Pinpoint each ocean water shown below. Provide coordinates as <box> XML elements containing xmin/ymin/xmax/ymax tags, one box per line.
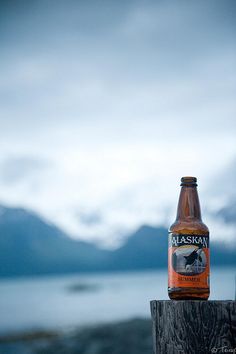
<box><xmin>0</xmin><ymin>267</ymin><xmax>235</xmax><ymax>334</ymax></box>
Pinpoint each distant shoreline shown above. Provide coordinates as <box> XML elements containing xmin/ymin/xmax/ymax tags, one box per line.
<box><xmin>0</xmin><ymin>318</ymin><xmax>152</xmax><ymax>354</ymax></box>
<box><xmin>0</xmin><ymin>264</ymin><xmax>234</xmax><ymax>281</ymax></box>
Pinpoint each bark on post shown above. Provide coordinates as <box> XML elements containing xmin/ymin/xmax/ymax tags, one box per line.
<box><xmin>150</xmin><ymin>300</ymin><xmax>236</xmax><ymax>354</ymax></box>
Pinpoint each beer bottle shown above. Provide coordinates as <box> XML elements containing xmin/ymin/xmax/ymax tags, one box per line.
<box><xmin>168</xmin><ymin>177</ymin><xmax>210</xmax><ymax>300</ymax></box>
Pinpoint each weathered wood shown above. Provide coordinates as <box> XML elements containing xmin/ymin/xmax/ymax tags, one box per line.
<box><xmin>150</xmin><ymin>300</ymin><xmax>236</xmax><ymax>354</ymax></box>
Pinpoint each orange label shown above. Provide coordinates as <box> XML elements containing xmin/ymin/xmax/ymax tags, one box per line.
<box><xmin>168</xmin><ymin>233</ymin><xmax>210</xmax><ymax>289</ymax></box>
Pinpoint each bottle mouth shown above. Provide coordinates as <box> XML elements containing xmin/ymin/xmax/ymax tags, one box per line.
<box><xmin>180</xmin><ymin>176</ymin><xmax>197</xmax><ymax>186</ymax></box>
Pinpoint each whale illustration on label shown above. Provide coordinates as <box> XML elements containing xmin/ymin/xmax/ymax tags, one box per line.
<box><xmin>168</xmin><ymin>233</ymin><xmax>210</xmax><ymax>288</ymax></box>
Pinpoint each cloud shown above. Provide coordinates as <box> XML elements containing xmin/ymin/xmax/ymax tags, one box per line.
<box><xmin>0</xmin><ymin>156</ymin><xmax>50</xmax><ymax>185</ymax></box>
<box><xmin>0</xmin><ymin>0</ymin><xmax>235</xmax><ymax>244</ymax></box>
<box><xmin>76</xmin><ymin>209</ymin><xmax>102</xmax><ymax>226</ymax></box>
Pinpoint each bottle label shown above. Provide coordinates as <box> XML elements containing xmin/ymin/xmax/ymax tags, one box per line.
<box><xmin>168</xmin><ymin>233</ymin><xmax>210</xmax><ymax>289</ymax></box>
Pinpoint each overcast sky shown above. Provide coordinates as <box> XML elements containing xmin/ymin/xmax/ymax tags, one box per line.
<box><xmin>0</xmin><ymin>0</ymin><xmax>235</xmax><ymax>246</ymax></box>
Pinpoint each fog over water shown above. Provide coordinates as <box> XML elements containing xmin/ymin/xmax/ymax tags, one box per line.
<box><xmin>0</xmin><ymin>268</ymin><xmax>235</xmax><ymax>334</ymax></box>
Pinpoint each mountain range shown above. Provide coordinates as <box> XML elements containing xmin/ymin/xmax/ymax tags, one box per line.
<box><xmin>0</xmin><ymin>205</ymin><xmax>235</xmax><ymax>278</ymax></box>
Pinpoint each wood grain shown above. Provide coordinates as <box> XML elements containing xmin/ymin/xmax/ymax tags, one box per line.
<box><xmin>150</xmin><ymin>300</ymin><xmax>236</xmax><ymax>354</ymax></box>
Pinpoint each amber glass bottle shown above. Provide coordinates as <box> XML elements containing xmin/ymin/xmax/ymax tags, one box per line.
<box><xmin>168</xmin><ymin>177</ymin><xmax>210</xmax><ymax>300</ymax></box>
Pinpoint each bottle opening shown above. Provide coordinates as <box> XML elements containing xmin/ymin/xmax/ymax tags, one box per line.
<box><xmin>180</xmin><ymin>176</ymin><xmax>197</xmax><ymax>186</ymax></box>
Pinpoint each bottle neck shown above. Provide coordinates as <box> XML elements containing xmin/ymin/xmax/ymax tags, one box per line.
<box><xmin>176</xmin><ymin>186</ymin><xmax>202</xmax><ymax>221</ymax></box>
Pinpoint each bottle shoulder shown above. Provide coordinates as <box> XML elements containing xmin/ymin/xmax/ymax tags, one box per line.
<box><xmin>169</xmin><ymin>219</ymin><xmax>209</xmax><ymax>235</ymax></box>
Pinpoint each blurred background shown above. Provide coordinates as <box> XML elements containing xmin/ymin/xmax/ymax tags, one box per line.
<box><xmin>0</xmin><ymin>0</ymin><xmax>235</xmax><ymax>353</ymax></box>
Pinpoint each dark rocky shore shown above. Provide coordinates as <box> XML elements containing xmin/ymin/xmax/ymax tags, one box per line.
<box><xmin>0</xmin><ymin>318</ymin><xmax>152</xmax><ymax>354</ymax></box>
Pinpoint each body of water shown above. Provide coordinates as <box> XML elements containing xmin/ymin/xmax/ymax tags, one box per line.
<box><xmin>0</xmin><ymin>267</ymin><xmax>235</xmax><ymax>334</ymax></box>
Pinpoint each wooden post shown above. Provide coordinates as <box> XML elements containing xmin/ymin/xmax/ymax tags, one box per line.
<box><xmin>150</xmin><ymin>300</ymin><xmax>236</xmax><ymax>354</ymax></box>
